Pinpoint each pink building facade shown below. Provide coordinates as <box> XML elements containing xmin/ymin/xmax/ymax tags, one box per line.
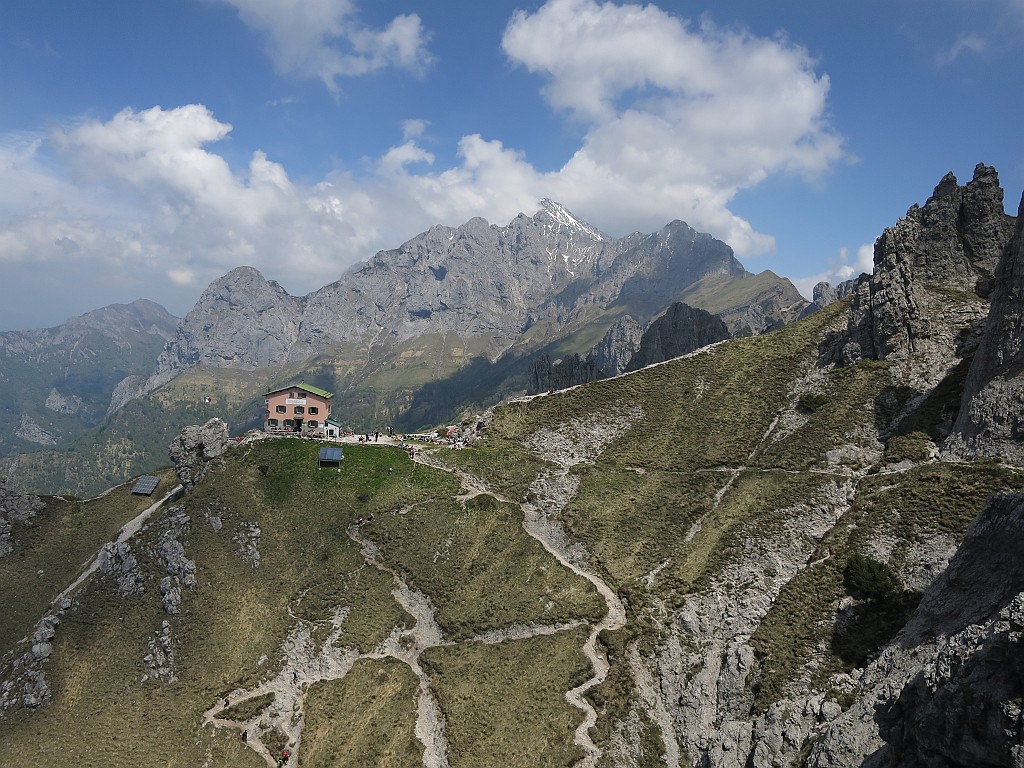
<box><xmin>264</xmin><ymin>384</ymin><xmax>334</xmax><ymax>433</ymax></box>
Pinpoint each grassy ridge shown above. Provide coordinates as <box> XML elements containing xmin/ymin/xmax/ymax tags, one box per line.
<box><xmin>368</xmin><ymin>492</ymin><xmax>605</xmax><ymax>639</ymax></box>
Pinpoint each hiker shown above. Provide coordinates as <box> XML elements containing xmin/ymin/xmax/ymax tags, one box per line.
<box><xmin>241</xmin><ymin>730</ymin><xmax>248</xmax><ymax>743</ymax></box>
<box><xmin>223</xmin><ymin>697</ymin><xmax>230</xmax><ymax>708</ymax></box>
<box><xmin>292</xmin><ymin>670</ymin><xmax>298</xmax><ymax>685</ymax></box>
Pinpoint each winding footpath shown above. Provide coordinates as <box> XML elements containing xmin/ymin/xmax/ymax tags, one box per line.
<box><xmin>206</xmin><ymin>438</ymin><xmax>632</xmax><ymax>767</ymax></box>
<box><xmin>415</xmin><ymin>446</ymin><xmax>628</xmax><ymax>765</ymax></box>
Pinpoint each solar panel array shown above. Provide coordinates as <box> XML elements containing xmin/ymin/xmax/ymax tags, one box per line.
<box><xmin>131</xmin><ymin>475</ymin><xmax>161</xmax><ymax>495</ymax></box>
<box><xmin>319</xmin><ymin>447</ymin><xmax>343</xmax><ymax>463</ymax></box>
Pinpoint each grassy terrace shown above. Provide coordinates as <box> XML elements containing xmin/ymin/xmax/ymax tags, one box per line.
<box><xmin>301</xmin><ymin>658</ymin><xmax>422</xmax><ymax>767</ymax></box>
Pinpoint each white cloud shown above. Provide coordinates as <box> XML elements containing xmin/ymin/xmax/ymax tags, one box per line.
<box><xmin>402</xmin><ymin>119</ymin><xmax>429</xmax><ymax>141</ymax></box>
<box><xmin>0</xmin><ymin>105</ymin><xmax>366</xmax><ymax>299</ymax></box>
<box><xmin>935</xmin><ymin>32</ymin><xmax>987</xmax><ymax>66</ymax></box>
<box><xmin>219</xmin><ymin>0</ymin><xmax>432</xmax><ymax>91</ymax></box>
<box><xmin>168</xmin><ymin>268</ymin><xmax>197</xmax><ymax>286</ymax></box>
<box><xmin>500</xmin><ymin>0</ymin><xmax>846</xmax><ymax>253</ymax></box>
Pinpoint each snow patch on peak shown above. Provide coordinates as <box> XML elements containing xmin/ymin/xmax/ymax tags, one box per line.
<box><xmin>537</xmin><ymin>199</ymin><xmax>605</xmax><ymax>242</ymax></box>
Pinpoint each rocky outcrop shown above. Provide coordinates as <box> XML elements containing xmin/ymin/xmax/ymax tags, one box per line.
<box><xmin>623</xmin><ymin>302</ymin><xmax>730</xmax><ymax>372</ymax></box>
<box><xmin>529</xmin><ymin>353</ymin><xmax>606</xmax><ymax>394</ymax></box>
<box><xmin>529</xmin><ymin>315</ymin><xmax>646</xmax><ymax>394</ymax></box>
<box><xmin>592</xmin><ymin>316</ymin><xmax>644</xmax><ymax>376</ymax></box>
<box><xmin>823</xmin><ymin>165</ymin><xmax>1015</xmax><ymax>389</ymax></box>
<box><xmin>0</xmin><ymin>605</ymin><xmax>70</xmax><ymax>715</ymax></box>
<box><xmin>945</xmin><ymin>192</ymin><xmax>1024</xmax><ymax>464</ymax></box>
<box><xmin>799</xmin><ymin>277</ymin><xmax>863</xmax><ymax>319</ymax></box>
<box><xmin>97</xmin><ymin>541</ymin><xmax>145</xmax><ymax>597</ymax></box>
<box><xmin>168</xmin><ymin>419</ymin><xmax>231</xmax><ymax>491</ymax></box>
<box><xmin>44</xmin><ymin>389</ymin><xmax>83</xmax><ymax>415</ymax></box>
<box><xmin>810</xmin><ymin>492</ymin><xmax>1024</xmax><ymax>768</ymax></box>
<box><xmin>0</xmin><ymin>478</ymin><xmax>43</xmax><ymax>558</ymax></box>
<box><xmin>157</xmin><ymin>507</ymin><xmax>196</xmax><ymax>615</ymax></box>
<box><xmin>15</xmin><ymin>415</ymin><xmax>56</xmax><ymax>446</ymax></box>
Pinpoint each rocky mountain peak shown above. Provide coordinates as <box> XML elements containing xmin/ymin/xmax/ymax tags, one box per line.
<box><xmin>909</xmin><ymin>162</ymin><xmax>1014</xmax><ymax>290</ymax></box>
<box><xmin>824</xmin><ymin>165</ymin><xmax>1016</xmax><ymax>377</ymax></box>
<box><xmin>149</xmin><ymin>264</ymin><xmax>304</xmax><ymax>388</ymax></box>
<box><xmin>536</xmin><ymin>199</ymin><xmax>606</xmax><ymax>243</ymax></box>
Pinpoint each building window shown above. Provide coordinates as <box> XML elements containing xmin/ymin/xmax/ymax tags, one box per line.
<box><xmin>267</xmin><ymin>418</ymin><xmax>279</xmax><ymax>427</ymax></box>
<box><xmin>283</xmin><ymin>419</ymin><xmax>294</xmax><ymax>429</ymax></box>
<box><xmin>293</xmin><ymin>406</ymin><xmax>305</xmax><ymax>415</ymax></box>
<box><xmin>308</xmin><ymin>406</ymin><xmax>319</xmax><ymax>415</ymax></box>
<box><xmin>276</xmin><ymin>405</ymin><xmax>286</xmax><ymax>413</ymax></box>
<box><xmin>307</xmin><ymin>420</ymin><xmax>318</xmax><ymax>428</ymax></box>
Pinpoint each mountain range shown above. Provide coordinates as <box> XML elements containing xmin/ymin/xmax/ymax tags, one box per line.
<box><xmin>0</xmin><ymin>200</ymin><xmax>807</xmax><ymax>497</ymax></box>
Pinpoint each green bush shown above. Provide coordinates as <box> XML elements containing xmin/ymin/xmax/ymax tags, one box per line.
<box><xmin>884</xmin><ymin>432</ymin><xmax>933</xmax><ymax>464</ymax></box>
<box><xmin>843</xmin><ymin>553</ymin><xmax>898</xmax><ymax>600</ymax></box>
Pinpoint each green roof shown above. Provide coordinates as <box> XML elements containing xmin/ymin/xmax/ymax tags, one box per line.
<box><xmin>264</xmin><ymin>383</ymin><xmax>334</xmax><ymax>399</ymax></box>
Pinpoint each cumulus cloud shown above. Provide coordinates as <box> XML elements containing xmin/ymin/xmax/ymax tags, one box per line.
<box><xmin>1</xmin><ymin>106</ymin><xmax>366</xmax><ymax>296</ymax></box>
<box><xmin>219</xmin><ymin>0</ymin><xmax>432</xmax><ymax>90</ymax></box>
<box><xmin>500</xmin><ymin>0</ymin><xmax>846</xmax><ymax>253</ymax></box>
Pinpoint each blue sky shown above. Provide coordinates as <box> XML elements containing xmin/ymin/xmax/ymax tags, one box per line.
<box><xmin>1</xmin><ymin>0</ymin><xmax>1022</xmax><ymax>330</ymax></box>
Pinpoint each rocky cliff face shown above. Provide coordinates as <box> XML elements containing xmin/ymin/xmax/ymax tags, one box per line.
<box><xmin>810</xmin><ymin>492</ymin><xmax>1024</xmax><ymax>768</ymax></box>
<box><xmin>799</xmin><ymin>277</ymin><xmax>862</xmax><ymax>319</ymax></box>
<box><xmin>824</xmin><ymin>165</ymin><xmax>1016</xmax><ymax>390</ymax></box>
<box><xmin>591</xmin><ymin>316</ymin><xmax>644</xmax><ymax>377</ymax></box>
<box><xmin>945</xmin><ymin>191</ymin><xmax>1024</xmax><ymax>464</ymax></box>
<box><xmin>148</xmin><ymin>268</ymin><xmax>304</xmax><ymax>389</ymax></box>
<box><xmin>528</xmin><ymin>315</ymin><xmax>645</xmax><ymax>394</ymax></box>
<box><xmin>623</xmin><ymin>302</ymin><xmax>731</xmax><ymax>372</ymax></box>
